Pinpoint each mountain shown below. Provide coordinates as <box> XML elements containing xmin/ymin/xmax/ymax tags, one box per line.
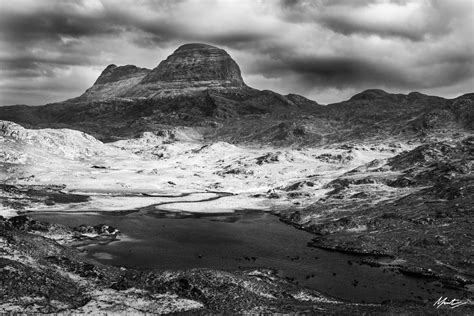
<box><xmin>69</xmin><ymin>43</ymin><xmax>246</xmax><ymax>102</ymax></box>
<box><xmin>0</xmin><ymin>43</ymin><xmax>472</xmax><ymax>144</ymax></box>
<box><xmin>133</xmin><ymin>43</ymin><xmax>246</xmax><ymax>94</ymax></box>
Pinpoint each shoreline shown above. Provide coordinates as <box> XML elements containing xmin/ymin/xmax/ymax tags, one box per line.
<box><xmin>275</xmin><ymin>211</ymin><xmax>473</xmax><ymax>295</ymax></box>
<box><xmin>3</xmin><ymin>182</ymin><xmax>473</xmax><ymax>299</ymax></box>
<box><xmin>25</xmin><ymin>202</ymin><xmax>465</xmax><ymax>303</ymax></box>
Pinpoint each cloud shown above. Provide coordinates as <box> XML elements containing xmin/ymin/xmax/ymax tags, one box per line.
<box><xmin>0</xmin><ymin>0</ymin><xmax>472</xmax><ymax>105</ymax></box>
<box><xmin>0</xmin><ymin>65</ymin><xmax>101</xmax><ymax>105</ymax></box>
<box><xmin>278</xmin><ymin>0</ymin><xmax>473</xmax><ymax>41</ymax></box>
<box><xmin>252</xmin><ymin>54</ymin><xmax>408</xmax><ymax>88</ymax></box>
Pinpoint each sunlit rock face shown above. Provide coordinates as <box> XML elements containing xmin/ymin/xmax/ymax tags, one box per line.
<box><xmin>74</xmin><ymin>64</ymin><xmax>151</xmax><ymax>102</ymax></box>
<box><xmin>94</xmin><ymin>64</ymin><xmax>151</xmax><ymax>85</ymax></box>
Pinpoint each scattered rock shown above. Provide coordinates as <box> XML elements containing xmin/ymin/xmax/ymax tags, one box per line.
<box><xmin>256</xmin><ymin>152</ymin><xmax>280</xmax><ymax>165</ymax></box>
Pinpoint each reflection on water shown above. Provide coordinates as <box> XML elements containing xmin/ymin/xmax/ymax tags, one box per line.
<box><xmin>92</xmin><ymin>252</ymin><xmax>115</xmax><ymax>260</ymax></box>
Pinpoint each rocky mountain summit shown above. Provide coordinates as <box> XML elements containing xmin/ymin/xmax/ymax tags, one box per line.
<box><xmin>71</xmin><ymin>43</ymin><xmax>246</xmax><ymax>102</ymax></box>
<box><xmin>139</xmin><ymin>43</ymin><xmax>245</xmax><ymax>87</ymax></box>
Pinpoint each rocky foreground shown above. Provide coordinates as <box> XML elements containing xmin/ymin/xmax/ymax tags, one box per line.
<box><xmin>0</xmin><ymin>120</ymin><xmax>473</xmax><ymax>313</ymax></box>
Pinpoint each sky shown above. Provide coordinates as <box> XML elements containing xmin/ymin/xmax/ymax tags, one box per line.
<box><xmin>0</xmin><ymin>0</ymin><xmax>473</xmax><ymax>105</ymax></box>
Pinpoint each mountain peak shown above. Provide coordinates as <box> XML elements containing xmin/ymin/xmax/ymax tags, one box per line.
<box><xmin>350</xmin><ymin>89</ymin><xmax>389</xmax><ymax>101</ymax></box>
<box><xmin>140</xmin><ymin>43</ymin><xmax>245</xmax><ymax>88</ymax></box>
<box><xmin>94</xmin><ymin>64</ymin><xmax>150</xmax><ymax>85</ymax></box>
<box><xmin>174</xmin><ymin>43</ymin><xmax>219</xmax><ymax>52</ymax></box>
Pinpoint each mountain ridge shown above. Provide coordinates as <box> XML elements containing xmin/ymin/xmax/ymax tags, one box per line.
<box><xmin>0</xmin><ymin>43</ymin><xmax>472</xmax><ymax>144</ymax></box>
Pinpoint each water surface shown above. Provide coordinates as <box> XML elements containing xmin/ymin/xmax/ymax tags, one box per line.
<box><xmin>31</xmin><ymin>211</ymin><xmax>461</xmax><ymax>304</ymax></box>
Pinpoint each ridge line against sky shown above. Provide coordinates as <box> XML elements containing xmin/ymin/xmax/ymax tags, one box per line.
<box><xmin>0</xmin><ymin>0</ymin><xmax>473</xmax><ymax>105</ymax></box>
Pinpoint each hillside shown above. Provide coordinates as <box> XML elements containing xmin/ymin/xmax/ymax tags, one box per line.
<box><xmin>0</xmin><ymin>88</ymin><xmax>472</xmax><ymax>144</ymax></box>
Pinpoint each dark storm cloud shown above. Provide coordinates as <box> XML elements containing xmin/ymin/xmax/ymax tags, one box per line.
<box><xmin>0</xmin><ymin>0</ymin><xmax>269</xmax><ymax>74</ymax></box>
<box><xmin>254</xmin><ymin>55</ymin><xmax>408</xmax><ymax>88</ymax></box>
<box><xmin>0</xmin><ymin>53</ymin><xmax>94</xmax><ymax>70</ymax></box>
<box><xmin>0</xmin><ymin>4</ymin><xmax>120</xmax><ymax>44</ymax></box>
<box><xmin>0</xmin><ymin>0</ymin><xmax>472</xmax><ymax>105</ymax></box>
<box><xmin>130</xmin><ymin>27</ymin><xmax>269</xmax><ymax>50</ymax></box>
<box><xmin>318</xmin><ymin>18</ymin><xmax>425</xmax><ymax>42</ymax></box>
<box><xmin>101</xmin><ymin>2</ymin><xmax>272</xmax><ymax>49</ymax></box>
<box><xmin>247</xmin><ymin>39</ymin><xmax>474</xmax><ymax>92</ymax></box>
